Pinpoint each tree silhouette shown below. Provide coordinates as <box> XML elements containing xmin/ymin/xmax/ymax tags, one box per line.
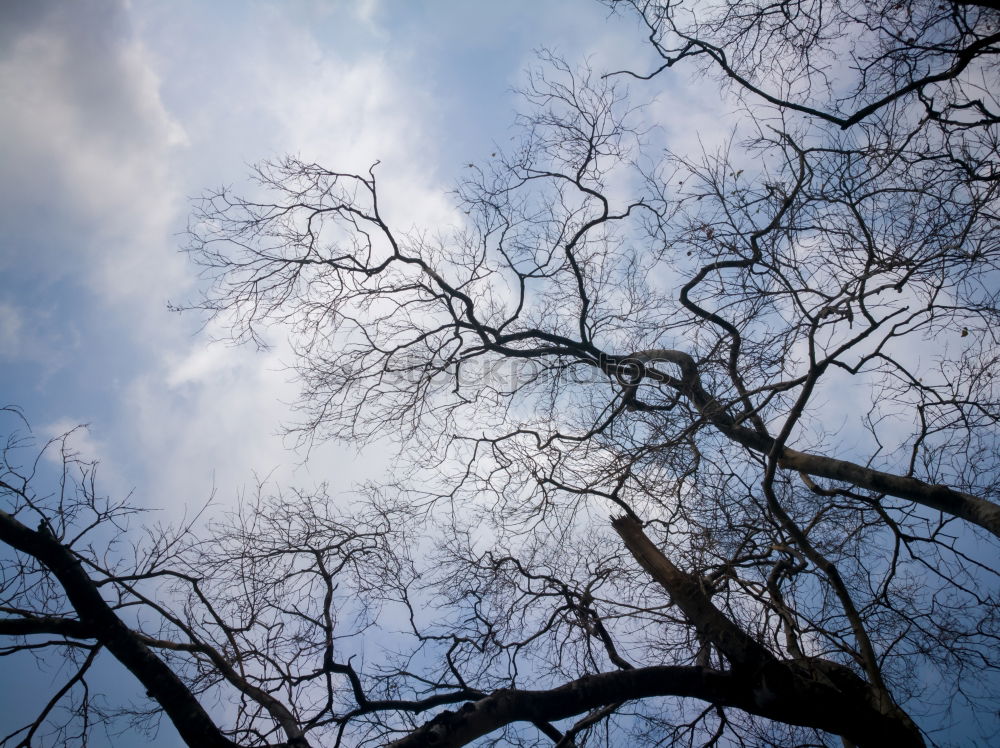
<box><xmin>3</xmin><ymin>3</ymin><xmax>999</xmax><ymax>746</ymax></box>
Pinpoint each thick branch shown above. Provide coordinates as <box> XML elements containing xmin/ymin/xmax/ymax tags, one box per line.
<box><xmin>0</xmin><ymin>509</ymin><xmax>240</xmax><ymax>748</ymax></box>
<box><xmin>777</xmin><ymin>448</ymin><xmax>1000</xmax><ymax>537</ymax></box>
<box><xmin>387</xmin><ymin>661</ymin><xmax>923</xmax><ymax>748</ymax></box>
<box><xmin>0</xmin><ymin>614</ymin><xmax>91</xmax><ymax>639</ymax></box>
<box><xmin>611</xmin><ymin>515</ymin><xmax>775</xmax><ymax>671</ymax></box>
<box><xmin>633</xmin><ymin>349</ymin><xmax>1000</xmax><ymax>538</ymax></box>
<box><xmin>385</xmin><ymin>667</ymin><xmax>745</xmax><ymax>748</ymax></box>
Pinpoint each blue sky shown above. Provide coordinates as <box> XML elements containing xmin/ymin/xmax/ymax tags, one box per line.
<box><xmin>0</xmin><ymin>2</ymin><xmax>718</xmax><ymax>744</ymax></box>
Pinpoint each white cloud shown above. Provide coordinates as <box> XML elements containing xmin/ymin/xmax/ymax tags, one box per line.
<box><xmin>237</xmin><ymin>8</ymin><xmax>462</xmax><ymax>232</ymax></box>
<box><xmin>0</xmin><ymin>1</ymin><xmax>189</xmax><ymax>308</ymax></box>
<box><xmin>92</xmin><ymin>4</ymin><xmax>451</xmax><ymax>516</ymax></box>
<box><xmin>0</xmin><ymin>2</ymin><xmax>394</xmax><ymax>511</ymax></box>
<box><xmin>0</xmin><ymin>0</ymin><xmax>679</xmax><ymax>525</ymax></box>
<box><xmin>0</xmin><ymin>301</ymin><xmax>24</xmax><ymax>354</ymax></box>
<box><xmin>123</xmin><ymin>334</ymin><xmax>390</xmax><ymax>520</ymax></box>
<box><xmin>42</xmin><ymin>418</ymin><xmax>107</xmax><ymax>462</ymax></box>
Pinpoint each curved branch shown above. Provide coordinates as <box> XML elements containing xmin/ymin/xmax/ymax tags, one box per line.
<box><xmin>387</xmin><ymin>661</ymin><xmax>922</xmax><ymax>748</ymax></box>
<box><xmin>630</xmin><ymin>349</ymin><xmax>1000</xmax><ymax>537</ymax></box>
<box><xmin>0</xmin><ymin>509</ymin><xmax>240</xmax><ymax>748</ymax></box>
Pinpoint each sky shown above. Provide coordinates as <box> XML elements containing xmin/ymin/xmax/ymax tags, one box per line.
<box><xmin>1</xmin><ymin>2</ymin><xmax>995</xmax><ymax>746</ymax></box>
<box><xmin>0</xmin><ymin>1</ymin><xmax>727</xmax><ymax>744</ymax></box>
<box><xmin>0</xmin><ymin>0</ymin><xmax>685</xmax><ymax>515</ymax></box>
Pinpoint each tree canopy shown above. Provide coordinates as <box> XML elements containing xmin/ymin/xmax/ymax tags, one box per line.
<box><xmin>2</xmin><ymin>2</ymin><xmax>999</xmax><ymax>746</ymax></box>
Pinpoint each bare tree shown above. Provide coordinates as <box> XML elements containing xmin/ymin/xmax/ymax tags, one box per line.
<box><xmin>2</xmin><ymin>3</ymin><xmax>999</xmax><ymax>747</ymax></box>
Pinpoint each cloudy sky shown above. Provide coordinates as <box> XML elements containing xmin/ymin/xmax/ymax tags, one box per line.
<box><xmin>0</xmin><ymin>0</ymin><xmax>684</xmax><ymax>511</ymax></box>
<box><xmin>0</xmin><ymin>2</ymin><xmax>729</xmax><ymax>743</ymax></box>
